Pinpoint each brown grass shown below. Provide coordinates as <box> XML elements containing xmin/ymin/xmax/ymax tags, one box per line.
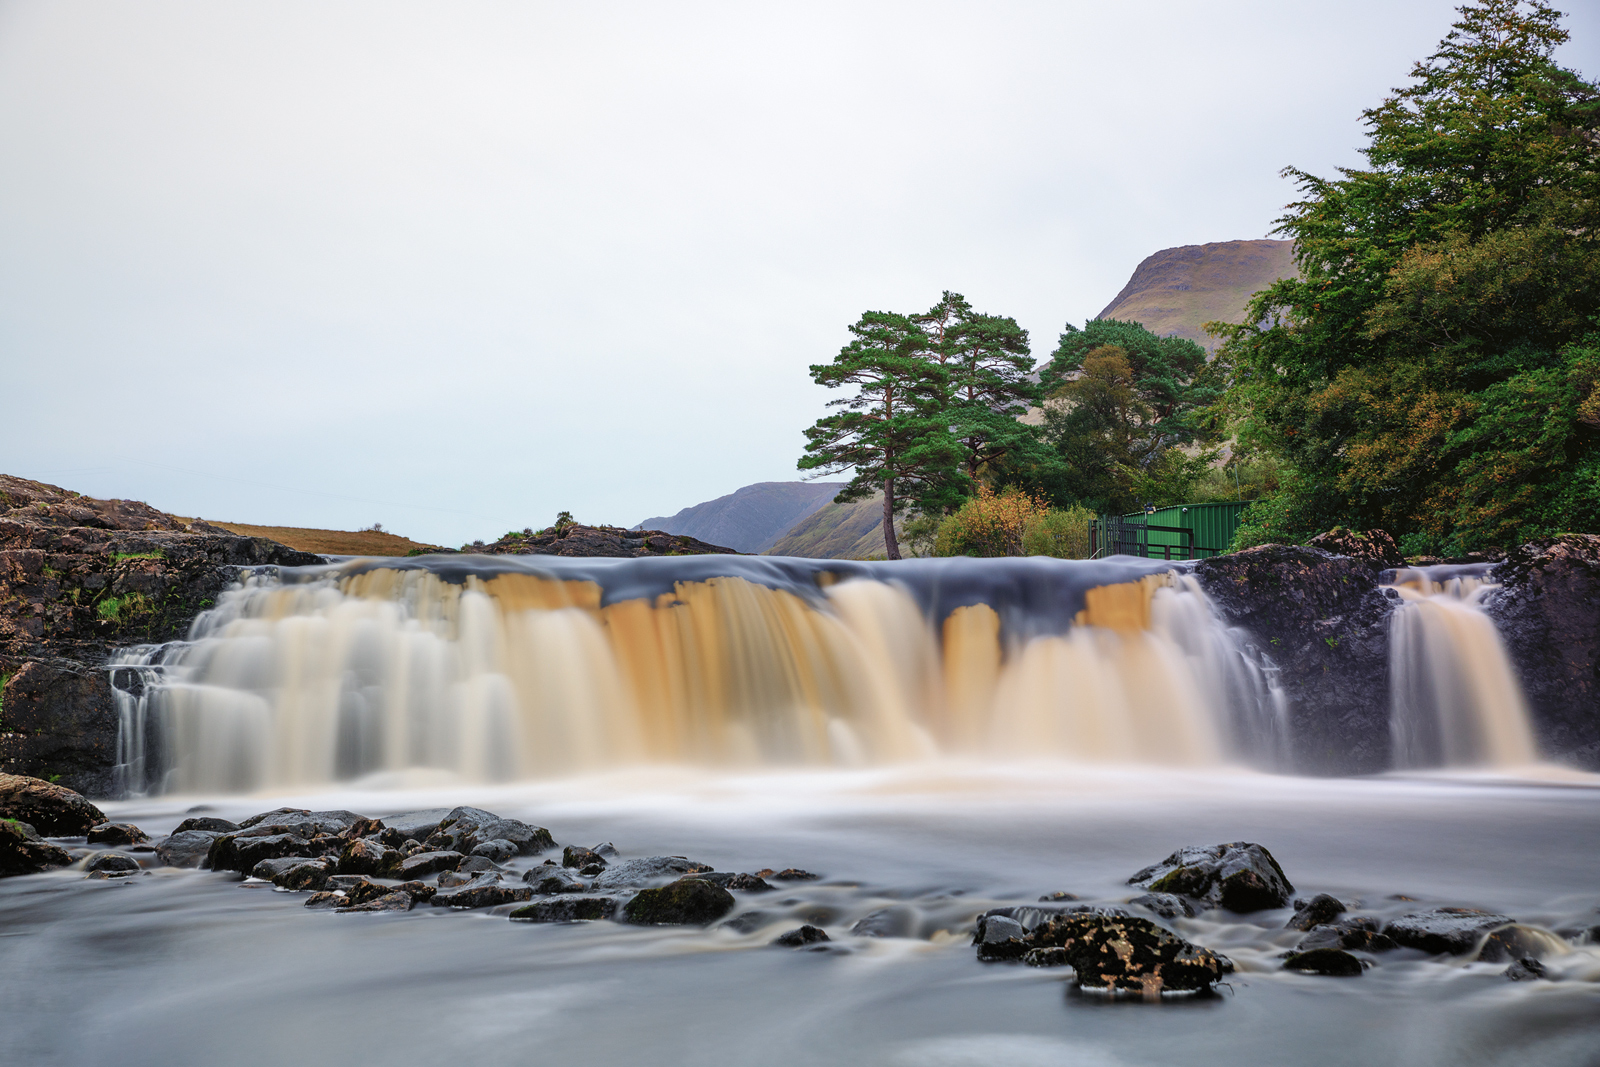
<box><xmin>192</xmin><ymin>521</ymin><xmax>442</xmax><ymax>556</ymax></box>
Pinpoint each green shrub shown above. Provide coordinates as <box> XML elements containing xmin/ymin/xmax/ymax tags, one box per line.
<box><xmin>1021</xmin><ymin>505</ymin><xmax>1095</xmax><ymax>559</ymax></box>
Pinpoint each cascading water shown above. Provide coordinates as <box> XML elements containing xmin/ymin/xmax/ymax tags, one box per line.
<box><xmin>1386</xmin><ymin>564</ymin><xmax>1539</xmax><ymax>768</ymax></box>
<box><xmin>110</xmin><ymin>555</ymin><xmax>1288</xmax><ymax>794</ymax></box>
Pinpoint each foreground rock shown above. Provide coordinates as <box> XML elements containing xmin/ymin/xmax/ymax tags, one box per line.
<box><xmin>424</xmin><ymin>807</ymin><xmax>555</xmax><ymax>857</ymax></box>
<box><xmin>0</xmin><ymin>773</ymin><xmax>107</xmax><ymax>835</ymax></box>
<box><xmin>622</xmin><ymin>878</ymin><xmax>735</xmax><ymax>925</ymax></box>
<box><xmin>0</xmin><ymin>476</ymin><xmax>321</xmax><ymax>795</ymax></box>
<box><xmin>1383</xmin><ymin>907</ymin><xmax>1515</xmax><ymax>954</ymax></box>
<box><xmin>469</xmin><ymin>523</ymin><xmax>740</xmax><ymax>558</ymax></box>
<box><xmin>86</xmin><ymin>822</ymin><xmax>148</xmax><ymax>846</ymax></box>
<box><xmin>986</xmin><ymin>912</ymin><xmax>1229</xmax><ymax>995</ymax></box>
<box><xmin>0</xmin><ymin>818</ymin><xmax>73</xmax><ymax>876</ymax></box>
<box><xmin>592</xmin><ymin>856</ymin><xmax>714</xmax><ymax>890</ymax></box>
<box><xmin>1283</xmin><ymin>948</ymin><xmax>1363</xmax><ymax>977</ymax></box>
<box><xmin>1485</xmin><ymin>534</ymin><xmax>1600</xmax><ymax>768</ymax></box>
<box><xmin>1194</xmin><ymin>544</ymin><xmax>1397</xmax><ymax>773</ymax></box>
<box><xmin>431</xmin><ymin>872</ymin><xmax>534</xmax><ymax>909</ymax></box>
<box><xmin>155</xmin><ymin>829</ymin><xmax>223</xmax><ymax>868</ymax></box>
<box><xmin>510</xmin><ymin>897</ymin><xmax>618</xmax><ymax>922</ymax></box>
<box><xmin>1128</xmin><ymin>842</ymin><xmax>1294</xmax><ymax>912</ymax></box>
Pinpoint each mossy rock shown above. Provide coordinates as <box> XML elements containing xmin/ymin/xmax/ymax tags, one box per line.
<box><xmin>622</xmin><ymin>877</ymin><xmax>735</xmax><ymax>926</ymax></box>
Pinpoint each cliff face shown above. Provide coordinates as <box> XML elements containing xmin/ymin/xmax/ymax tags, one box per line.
<box><xmin>1097</xmin><ymin>239</ymin><xmax>1297</xmax><ymax>349</ymax></box>
<box><xmin>637</xmin><ymin>481</ymin><xmax>846</xmax><ymax>554</ymax></box>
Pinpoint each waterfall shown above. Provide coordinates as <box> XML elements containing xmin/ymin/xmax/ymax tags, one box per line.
<box><xmin>1387</xmin><ymin>565</ymin><xmax>1538</xmax><ymax>768</ymax></box>
<box><xmin>110</xmin><ymin>555</ymin><xmax>1289</xmax><ymax>794</ymax></box>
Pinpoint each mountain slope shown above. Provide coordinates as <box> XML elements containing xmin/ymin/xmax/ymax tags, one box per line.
<box><xmin>637</xmin><ymin>481</ymin><xmax>846</xmax><ymax>554</ymax></box>
<box><xmin>764</xmin><ymin>493</ymin><xmax>894</xmax><ymax>559</ymax></box>
<box><xmin>1097</xmin><ymin>239</ymin><xmax>1296</xmax><ymax>349</ymax></box>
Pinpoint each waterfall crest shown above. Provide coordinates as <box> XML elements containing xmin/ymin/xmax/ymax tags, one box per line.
<box><xmin>112</xmin><ymin>555</ymin><xmax>1286</xmax><ymax>793</ymax></box>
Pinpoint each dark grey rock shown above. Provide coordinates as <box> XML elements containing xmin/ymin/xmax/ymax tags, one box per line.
<box><xmin>0</xmin><ymin>818</ymin><xmax>73</xmax><ymax>877</ymax></box>
<box><xmin>1128</xmin><ymin>842</ymin><xmax>1294</xmax><ymax>912</ymax></box>
<box><xmin>431</xmin><ymin>872</ymin><xmax>534</xmax><ymax>909</ymax></box>
<box><xmin>470</xmin><ymin>838</ymin><xmax>517</xmax><ymax>863</ymax></box>
<box><xmin>338</xmin><ymin>890</ymin><xmax>413</xmax><ymax>913</ymax></box>
<box><xmin>592</xmin><ymin>842</ymin><xmax>619</xmax><ymax>857</ymax></box>
<box><xmin>153</xmin><ymin>829</ymin><xmax>221</xmax><ymax>868</ymax></box>
<box><xmin>509</xmin><ymin>897</ymin><xmax>617</xmax><ymax>922</ymax></box>
<box><xmin>337</xmin><ymin>837</ymin><xmax>400</xmax><ymax>877</ymax></box>
<box><xmin>426</xmin><ymin>807</ymin><xmax>555</xmax><ymax>857</ymax></box>
<box><xmin>975</xmin><ymin>913</ymin><xmax>1028</xmax><ymax>960</ymax></box>
<box><xmin>1295</xmin><ymin>917</ymin><xmax>1396</xmax><ymax>953</ymax></box>
<box><xmin>1129</xmin><ymin>893</ymin><xmax>1197</xmax><ymax>919</ymax></box>
<box><xmin>1384</xmin><ymin>908</ymin><xmax>1515</xmax><ymax>955</ymax></box>
<box><xmin>206</xmin><ymin>831</ymin><xmax>325</xmax><ymax>874</ymax></box>
<box><xmin>1287</xmin><ymin>893</ymin><xmax>1346</xmax><ymax>930</ymax></box>
<box><xmin>622</xmin><ymin>877</ymin><xmax>735</xmax><ymax>926</ymax></box>
<box><xmin>693</xmin><ymin>871</ymin><xmax>775</xmax><ymax>892</ymax></box>
<box><xmin>0</xmin><ymin>773</ymin><xmax>107</xmax><ymax>836</ymax></box>
<box><xmin>172</xmin><ymin>816</ymin><xmax>239</xmax><ymax>834</ymax></box>
<box><xmin>252</xmin><ymin>856</ymin><xmax>336</xmax><ymax>891</ymax></box>
<box><xmin>379</xmin><ymin>809</ymin><xmax>451</xmax><ymax>840</ymax></box>
<box><xmin>86</xmin><ymin>823</ymin><xmax>148</xmax><ymax>846</ymax></box>
<box><xmin>237</xmin><ymin>809</ymin><xmax>361</xmax><ymax>836</ymax></box>
<box><xmin>1476</xmin><ymin>924</ymin><xmax>1559</xmax><ymax>963</ymax></box>
<box><xmin>1283</xmin><ymin>948</ymin><xmax>1364</xmax><ymax>976</ymax></box>
<box><xmin>591</xmin><ymin>856</ymin><xmax>713</xmax><ymax>890</ymax></box>
<box><xmin>1505</xmin><ymin>957</ymin><xmax>1548</xmax><ymax>981</ymax></box>
<box><xmin>562</xmin><ymin>845</ymin><xmax>607</xmax><ymax>869</ymax></box>
<box><xmin>397</xmin><ymin>850</ymin><xmax>464</xmax><ymax>880</ymax></box>
<box><xmin>523</xmin><ymin>866</ymin><xmax>588</xmax><ymax>894</ymax></box>
<box><xmin>84</xmin><ymin>851</ymin><xmax>139</xmax><ymax>873</ymax></box>
<box><xmin>772</xmin><ymin>925</ymin><xmax>830</xmax><ymax>947</ymax></box>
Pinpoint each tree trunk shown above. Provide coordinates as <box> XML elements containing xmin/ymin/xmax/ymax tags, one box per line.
<box><xmin>881</xmin><ymin>476</ymin><xmax>901</xmax><ymax>560</ymax></box>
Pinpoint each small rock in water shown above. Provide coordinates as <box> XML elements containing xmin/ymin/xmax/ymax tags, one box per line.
<box><xmin>1476</xmin><ymin>924</ymin><xmax>1559</xmax><ymax>963</ymax></box>
<box><xmin>251</xmin><ymin>856</ymin><xmax>336</xmax><ymax>891</ymax></box>
<box><xmin>772</xmin><ymin>869</ymin><xmax>820</xmax><ymax>882</ymax></box>
<box><xmin>1128</xmin><ymin>842</ymin><xmax>1294</xmax><ymax>913</ymax></box>
<box><xmin>84</xmin><ymin>851</ymin><xmax>140</xmax><ymax>874</ymax></box>
<box><xmin>171</xmin><ymin>817</ymin><xmax>239</xmax><ymax>834</ymax></box>
<box><xmin>337</xmin><ymin>837</ymin><xmax>401</xmax><ymax>878</ymax></box>
<box><xmin>1038</xmin><ymin>891</ymin><xmax>1080</xmax><ymax>902</ymax></box>
<box><xmin>851</xmin><ymin>907</ymin><xmax>914</xmax><ymax>939</ymax></box>
<box><xmin>1295</xmin><ymin>917</ymin><xmax>1396</xmax><ymax>953</ymax></box>
<box><xmin>154</xmin><ymin>830</ymin><xmax>222</xmax><ymax>869</ymax></box>
<box><xmin>206</xmin><ymin>832</ymin><xmax>324</xmax><ymax>875</ymax></box>
<box><xmin>1282</xmin><ymin>948</ymin><xmax>1364</xmax><ymax>977</ymax></box>
<box><xmin>591</xmin><ymin>856</ymin><xmax>713</xmax><ymax>890</ymax></box>
<box><xmin>86</xmin><ymin>823</ymin><xmax>149</xmax><ymax>847</ymax></box>
<box><xmin>458</xmin><ymin>855</ymin><xmax>502</xmax><ymax>874</ymax></box>
<box><xmin>338</xmin><ymin>890</ymin><xmax>414</xmax><ymax>913</ymax></box>
<box><xmin>772</xmin><ymin>925</ymin><xmax>830</xmax><ymax>947</ymax></box>
<box><xmin>304</xmin><ymin>891</ymin><xmax>346</xmax><ymax>909</ymax></box>
<box><xmin>523</xmin><ymin>866</ymin><xmax>588</xmax><ymax>894</ymax></box>
<box><xmin>471</xmin><ymin>839</ymin><xmax>517</xmax><ymax>863</ymax></box>
<box><xmin>392</xmin><ymin>880</ymin><xmax>437</xmax><ymax>904</ymax></box>
<box><xmin>1504</xmin><ymin>957</ymin><xmax>1548</xmax><ymax>981</ymax></box>
<box><xmin>431</xmin><ymin>872</ymin><xmax>534</xmax><ymax>909</ymax></box>
<box><xmin>1287</xmin><ymin>893</ymin><xmax>1347</xmax><ymax>930</ymax></box>
<box><xmin>398</xmin><ymin>850</ymin><xmax>465</xmax><ymax>880</ymax></box>
<box><xmin>562</xmin><ymin>845</ymin><xmax>607</xmax><ymax>870</ymax></box>
<box><xmin>1128</xmin><ymin>893</ymin><xmax>1197</xmax><ymax>919</ymax></box>
<box><xmin>1</xmin><ymin>819</ymin><xmax>73</xmax><ymax>877</ymax></box>
<box><xmin>693</xmin><ymin>871</ymin><xmax>775</xmax><ymax>893</ymax></box>
<box><xmin>510</xmin><ymin>897</ymin><xmax>617</xmax><ymax>922</ymax></box>
<box><xmin>1024</xmin><ymin>947</ymin><xmax>1069</xmax><ymax>967</ymax></box>
<box><xmin>622</xmin><ymin>877</ymin><xmax>736</xmax><ymax>925</ymax></box>
<box><xmin>975</xmin><ymin>914</ymin><xmax>1029</xmax><ymax>961</ymax></box>
<box><xmin>1025</xmin><ymin>914</ymin><xmax>1228</xmax><ymax>994</ymax></box>
<box><xmin>1384</xmin><ymin>908</ymin><xmax>1516</xmax><ymax>955</ymax></box>
<box><xmin>592</xmin><ymin>842</ymin><xmax>619</xmax><ymax>857</ymax></box>
<box><xmin>427</xmin><ymin>807</ymin><xmax>555</xmax><ymax>857</ymax></box>
<box><xmin>342</xmin><ymin>817</ymin><xmax>386</xmax><ymax>840</ymax></box>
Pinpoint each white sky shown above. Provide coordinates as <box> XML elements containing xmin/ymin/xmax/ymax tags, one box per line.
<box><xmin>2</xmin><ymin>1</ymin><xmax>1596</xmax><ymax>545</ymax></box>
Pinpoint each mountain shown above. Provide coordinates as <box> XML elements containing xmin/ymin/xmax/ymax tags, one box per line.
<box><xmin>636</xmin><ymin>480</ymin><xmax>846</xmax><ymax>554</ymax></box>
<box><xmin>1096</xmin><ymin>239</ymin><xmax>1297</xmax><ymax>349</ymax></box>
<box><xmin>763</xmin><ymin>493</ymin><xmax>892</xmax><ymax>559</ymax></box>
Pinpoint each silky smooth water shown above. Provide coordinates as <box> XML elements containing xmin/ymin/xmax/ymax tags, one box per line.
<box><xmin>3</xmin><ymin>766</ymin><xmax>1597</xmax><ymax>1067</ymax></box>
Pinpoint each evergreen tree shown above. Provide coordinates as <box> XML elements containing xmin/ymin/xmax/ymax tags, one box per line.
<box><xmin>799</xmin><ymin>311</ymin><xmax>966</xmax><ymax>559</ymax></box>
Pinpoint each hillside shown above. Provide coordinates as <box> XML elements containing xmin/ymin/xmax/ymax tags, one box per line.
<box><xmin>190</xmin><ymin>521</ymin><xmax>440</xmax><ymax>556</ymax></box>
<box><xmin>637</xmin><ymin>480</ymin><xmax>846</xmax><ymax>554</ymax></box>
<box><xmin>1097</xmin><ymin>239</ymin><xmax>1296</xmax><ymax>349</ymax></box>
<box><xmin>764</xmin><ymin>493</ymin><xmax>896</xmax><ymax>559</ymax></box>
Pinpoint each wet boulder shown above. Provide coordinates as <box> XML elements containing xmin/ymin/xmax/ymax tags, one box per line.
<box><xmin>379</xmin><ymin>809</ymin><xmax>451</xmax><ymax>841</ymax></box>
<box><xmin>850</xmin><ymin>906</ymin><xmax>917</xmax><ymax>939</ymax></box>
<box><xmin>622</xmin><ymin>877</ymin><xmax>736</xmax><ymax>926</ymax></box>
<box><xmin>592</xmin><ymin>856</ymin><xmax>714</xmax><ymax>890</ymax></box>
<box><xmin>510</xmin><ymin>897</ymin><xmax>617</xmax><ymax>922</ymax></box>
<box><xmin>1128</xmin><ymin>842</ymin><xmax>1294</xmax><ymax>913</ymax></box>
<box><xmin>206</xmin><ymin>832</ymin><xmax>324</xmax><ymax>874</ymax></box>
<box><xmin>427</xmin><ymin>807</ymin><xmax>555</xmax><ymax>857</ymax></box>
<box><xmin>304</xmin><ymin>890</ymin><xmax>345</xmax><ymax>909</ymax></box>
<box><xmin>974</xmin><ymin>913</ymin><xmax>1029</xmax><ymax>961</ymax></box>
<box><xmin>84</xmin><ymin>850</ymin><xmax>140</xmax><ymax>874</ymax></box>
<box><xmin>1476</xmin><ymin>924</ymin><xmax>1564</xmax><ymax>963</ymax></box>
<box><xmin>1304</xmin><ymin>528</ymin><xmax>1406</xmax><ymax>571</ymax></box>
<box><xmin>1025</xmin><ymin>914</ymin><xmax>1228</xmax><ymax>995</ymax></box>
<box><xmin>237</xmin><ymin>809</ymin><xmax>361</xmax><ymax>836</ymax></box>
<box><xmin>397</xmin><ymin>850</ymin><xmax>465</xmax><ymax>880</ymax></box>
<box><xmin>1384</xmin><ymin>907</ymin><xmax>1515</xmax><ymax>955</ymax></box>
<box><xmin>86</xmin><ymin>823</ymin><xmax>148</xmax><ymax>847</ymax></box>
<box><xmin>338</xmin><ymin>890</ymin><xmax>414</xmax><ymax>913</ymax></box>
<box><xmin>773</xmin><ymin>925</ymin><xmax>831</xmax><ymax>947</ymax></box>
<box><xmin>1283</xmin><ymin>948</ymin><xmax>1364</xmax><ymax>977</ymax></box>
<box><xmin>523</xmin><ymin>866</ymin><xmax>588</xmax><ymax>894</ymax></box>
<box><xmin>1295</xmin><ymin>917</ymin><xmax>1396</xmax><ymax>953</ymax></box>
<box><xmin>1129</xmin><ymin>893</ymin><xmax>1196</xmax><ymax>920</ymax></box>
<box><xmin>0</xmin><ymin>818</ymin><xmax>73</xmax><ymax>876</ymax></box>
<box><xmin>154</xmin><ymin>829</ymin><xmax>222</xmax><ymax>868</ymax></box>
<box><xmin>1504</xmin><ymin>957</ymin><xmax>1548</xmax><ymax>981</ymax></box>
<box><xmin>0</xmin><ymin>773</ymin><xmax>107</xmax><ymax>836</ymax></box>
<box><xmin>431</xmin><ymin>872</ymin><xmax>534</xmax><ymax>909</ymax></box>
<box><xmin>337</xmin><ymin>837</ymin><xmax>401</xmax><ymax>877</ymax></box>
<box><xmin>171</xmin><ymin>816</ymin><xmax>239</xmax><ymax>834</ymax></box>
<box><xmin>471</xmin><ymin>839</ymin><xmax>518</xmax><ymax>863</ymax></box>
<box><xmin>1287</xmin><ymin>893</ymin><xmax>1346</xmax><ymax>930</ymax></box>
<box><xmin>252</xmin><ymin>856</ymin><xmax>337</xmax><ymax>891</ymax></box>
<box><xmin>562</xmin><ymin>845</ymin><xmax>607</xmax><ymax>869</ymax></box>
<box><xmin>693</xmin><ymin>871</ymin><xmax>774</xmax><ymax>893</ymax></box>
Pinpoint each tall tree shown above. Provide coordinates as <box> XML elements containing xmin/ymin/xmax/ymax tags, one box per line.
<box><xmin>1216</xmin><ymin>0</ymin><xmax>1600</xmax><ymax>552</ymax></box>
<box><xmin>941</xmin><ymin>300</ymin><xmax>1041</xmax><ymax>480</ymax></box>
<box><xmin>799</xmin><ymin>311</ymin><xmax>966</xmax><ymax>559</ymax></box>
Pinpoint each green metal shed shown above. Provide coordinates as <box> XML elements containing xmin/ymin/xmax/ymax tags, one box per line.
<box><xmin>1091</xmin><ymin>501</ymin><xmax>1248</xmax><ymax>559</ymax></box>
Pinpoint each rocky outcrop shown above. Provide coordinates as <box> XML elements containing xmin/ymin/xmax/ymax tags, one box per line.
<box><xmin>0</xmin><ymin>475</ymin><xmax>320</xmax><ymax>796</ymax></box>
<box><xmin>1303</xmin><ymin>528</ymin><xmax>1406</xmax><ymax>571</ymax></box>
<box><xmin>0</xmin><ymin>817</ymin><xmax>73</xmax><ymax>876</ymax></box>
<box><xmin>1483</xmin><ymin>535</ymin><xmax>1600</xmax><ymax>767</ymax></box>
<box><xmin>1194</xmin><ymin>544</ymin><xmax>1398</xmax><ymax>774</ymax></box>
<box><xmin>1383</xmin><ymin>907</ymin><xmax>1514</xmax><ymax>955</ymax></box>
<box><xmin>1127</xmin><ymin>842</ymin><xmax>1294</xmax><ymax>913</ymax></box>
<box><xmin>622</xmin><ymin>877</ymin><xmax>736</xmax><ymax>925</ymax></box>
<box><xmin>1002</xmin><ymin>912</ymin><xmax>1230</xmax><ymax>995</ymax></box>
<box><xmin>465</xmin><ymin>524</ymin><xmax>738</xmax><ymax>558</ymax></box>
<box><xmin>0</xmin><ymin>772</ymin><xmax>106</xmax><ymax>835</ymax></box>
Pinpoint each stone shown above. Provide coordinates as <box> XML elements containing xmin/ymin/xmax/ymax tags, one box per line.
<box><xmin>562</xmin><ymin>845</ymin><xmax>607</xmax><ymax>869</ymax></box>
<box><xmin>509</xmin><ymin>897</ymin><xmax>617</xmax><ymax>922</ymax></box>
<box><xmin>851</xmin><ymin>907</ymin><xmax>914</xmax><ymax>939</ymax></box>
<box><xmin>337</xmin><ymin>837</ymin><xmax>400</xmax><ymax>877</ymax></box>
<box><xmin>1287</xmin><ymin>893</ymin><xmax>1347</xmax><ymax>930</ymax></box>
<box><xmin>1384</xmin><ymin>908</ymin><xmax>1515</xmax><ymax>955</ymax></box>
<box><xmin>86</xmin><ymin>822</ymin><xmax>148</xmax><ymax>847</ymax></box>
<box><xmin>1129</xmin><ymin>893</ymin><xmax>1197</xmax><ymax>919</ymax></box>
<box><xmin>1295</xmin><ymin>917</ymin><xmax>1396</xmax><ymax>953</ymax></box>
<box><xmin>693</xmin><ymin>871</ymin><xmax>774</xmax><ymax>892</ymax></box>
<box><xmin>1038</xmin><ymin>891</ymin><xmax>1080</xmax><ymax>902</ymax></box>
<box><xmin>1304</xmin><ymin>528</ymin><xmax>1406</xmax><ymax>571</ymax></box>
<box><xmin>431</xmin><ymin>872</ymin><xmax>534</xmax><ymax>909</ymax></box>
<box><xmin>622</xmin><ymin>877</ymin><xmax>736</xmax><ymax>926</ymax></box>
<box><xmin>472</xmin><ymin>523</ymin><xmax>738</xmax><ymax>559</ymax></box>
<box><xmin>1476</xmin><ymin>924</ymin><xmax>1561</xmax><ymax>963</ymax></box>
<box><xmin>379</xmin><ymin>809</ymin><xmax>451</xmax><ymax>841</ymax></box>
<box><xmin>1025</xmin><ymin>914</ymin><xmax>1228</xmax><ymax>994</ymax></box>
<box><xmin>338</xmin><ymin>890</ymin><xmax>413</xmax><ymax>913</ymax></box>
<box><xmin>772</xmin><ymin>925</ymin><xmax>830</xmax><ymax>947</ymax></box>
<box><xmin>1128</xmin><ymin>842</ymin><xmax>1294</xmax><ymax>912</ymax></box>
<box><xmin>342</xmin><ymin>817</ymin><xmax>385</xmax><ymax>839</ymax></box>
<box><xmin>1024</xmin><ymin>947</ymin><xmax>1069</xmax><ymax>967</ymax></box>
<box><xmin>304</xmin><ymin>891</ymin><xmax>345</xmax><ymax>909</ymax></box>
<box><xmin>0</xmin><ymin>773</ymin><xmax>107</xmax><ymax>836</ymax></box>
<box><xmin>592</xmin><ymin>856</ymin><xmax>714</xmax><ymax>890</ymax></box>
<box><xmin>1504</xmin><ymin>957</ymin><xmax>1548</xmax><ymax>981</ymax></box>
<box><xmin>470</xmin><ymin>838</ymin><xmax>517</xmax><ymax>863</ymax></box>
<box><xmin>84</xmin><ymin>850</ymin><xmax>139</xmax><ymax>873</ymax></box>
<box><xmin>458</xmin><ymin>855</ymin><xmax>501</xmax><ymax>874</ymax></box>
<box><xmin>393</xmin><ymin>880</ymin><xmax>437</xmax><ymax>904</ymax></box>
<box><xmin>1283</xmin><ymin>948</ymin><xmax>1364</xmax><ymax>976</ymax></box>
<box><xmin>592</xmin><ymin>842</ymin><xmax>619</xmax><ymax>857</ymax></box>
<box><xmin>397</xmin><ymin>850</ymin><xmax>464</xmax><ymax>880</ymax></box>
<box><xmin>237</xmin><ymin>809</ymin><xmax>363</xmax><ymax>837</ymax></box>
<box><xmin>171</xmin><ymin>816</ymin><xmax>238</xmax><ymax>834</ymax></box>
<box><xmin>0</xmin><ymin>818</ymin><xmax>73</xmax><ymax>876</ymax></box>
<box><xmin>975</xmin><ymin>914</ymin><xmax>1028</xmax><ymax>961</ymax></box>
<box><xmin>523</xmin><ymin>866</ymin><xmax>588</xmax><ymax>894</ymax></box>
<box><xmin>154</xmin><ymin>830</ymin><xmax>222</xmax><ymax>868</ymax></box>
<box><xmin>252</xmin><ymin>856</ymin><xmax>336</xmax><ymax>891</ymax></box>
<box><xmin>426</xmin><ymin>807</ymin><xmax>555</xmax><ymax>857</ymax></box>
<box><xmin>771</xmin><ymin>868</ymin><xmax>819</xmax><ymax>881</ymax></box>
<box><xmin>206</xmin><ymin>832</ymin><xmax>323</xmax><ymax>874</ymax></box>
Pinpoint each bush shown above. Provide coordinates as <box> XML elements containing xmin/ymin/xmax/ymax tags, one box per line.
<box><xmin>1021</xmin><ymin>504</ymin><xmax>1095</xmax><ymax>559</ymax></box>
<box><xmin>935</xmin><ymin>485</ymin><xmax>1046</xmax><ymax>557</ymax></box>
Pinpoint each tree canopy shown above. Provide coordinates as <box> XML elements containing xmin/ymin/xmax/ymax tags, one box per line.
<box><xmin>1216</xmin><ymin>0</ymin><xmax>1600</xmax><ymax>553</ymax></box>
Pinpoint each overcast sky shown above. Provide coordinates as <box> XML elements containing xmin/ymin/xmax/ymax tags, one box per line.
<box><xmin>2</xmin><ymin>1</ymin><xmax>1596</xmax><ymax>546</ymax></box>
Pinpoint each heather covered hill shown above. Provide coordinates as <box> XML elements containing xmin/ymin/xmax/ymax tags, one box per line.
<box><xmin>764</xmin><ymin>494</ymin><xmax>893</xmax><ymax>560</ymax></box>
<box><xmin>1097</xmin><ymin>240</ymin><xmax>1297</xmax><ymax>349</ymax></box>
<box><xmin>637</xmin><ymin>480</ymin><xmax>845</xmax><ymax>554</ymax></box>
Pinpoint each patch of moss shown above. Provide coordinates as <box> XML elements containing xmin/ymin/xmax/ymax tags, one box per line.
<box><xmin>96</xmin><ymin>592</ymin><xmax>153</xmax><ymax>622</ymax></box>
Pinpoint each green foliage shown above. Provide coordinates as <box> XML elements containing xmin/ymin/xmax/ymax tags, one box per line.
<box><xmin>901</xmin><ymin>513</ymin><xmax>942</xmax><ymax>558</ymax></box>
<box><xmin>799</xmin><ymin>310</ymin><xmax>967</xmax><ymax>559</ymax></box>
<box><xmin>96</xmin><ymin>592</ymin><xmax>152</xmax><ymax>622</ymax></box>
<box><xmin>935</xmin><ymin>484</ymin><xmax>1048</xmax><ymax>557</ymax></box>
<box><xmin>110</xmin><ymin>551</ymin><xmax>164</xmax><ymax>561</ymax></box>
<box><xmin>1021</xmin><ymin>504</ymin><xmax>1095</xmax><ymax>559</ymax></box>
<box><xmin>1215</xmin><ymin>0</ymin><xmax>1600</xmax><ymax>550</ymax></box>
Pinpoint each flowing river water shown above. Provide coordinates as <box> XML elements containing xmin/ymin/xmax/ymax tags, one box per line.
<box><xmin>2</xmin><ymin>555</ymin><xmax>1596</xmax><ymax>1065</ymax></box>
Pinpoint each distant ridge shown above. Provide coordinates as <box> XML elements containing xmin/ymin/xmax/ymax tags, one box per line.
<box><xmin>764</xmin><ymin>493</ymin><xmax>891</xmax><ymax>559</ymax></box>
<box><xmin>1097</xmin><ymin>239</ymin><xmax>1296</xmax><ymax>349</ymax></box>
<box><xmin>637</xmin><ymin>480</ymin><xmax>846</xmax><ymax>554</ymax></box>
